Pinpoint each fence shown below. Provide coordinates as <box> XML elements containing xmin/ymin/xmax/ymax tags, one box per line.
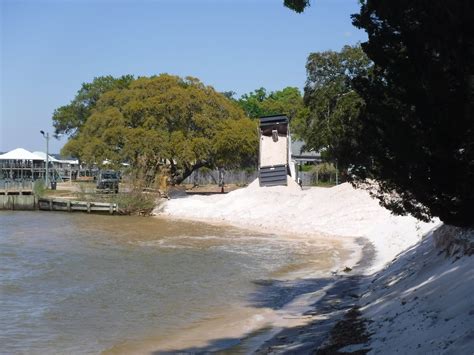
<box><xmin>181</xmin><ymin>169</ymin><xmax>343</xmax><ymax>187</ymax></box>
<box><xmin>0</xmin><ymin>179</ymin><xmax>34</xmax><ymax>193</ymax></box>
<box><xmin>298</xmin><ymin>171</ymin><xmax>341</xmax><ymax>186</ymax></box>
<box><xmin>182</xmin><ymin>169</ymin><xmax>258</xmax><ymax>186</ymax></box>
<box><xmin>182</xmin><ymin>169</ymin><xmax>331</xmax><ymax>187</ymax></box>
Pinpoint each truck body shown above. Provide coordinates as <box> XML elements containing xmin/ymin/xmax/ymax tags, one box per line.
<box><xmin>96</xmin><ymin>170</ymin><xmax>119</xmax><ymax>193</ymax></box>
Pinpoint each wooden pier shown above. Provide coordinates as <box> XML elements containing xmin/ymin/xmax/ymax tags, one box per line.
<box><xmin>38</xmin><ymin>198</ymin><xmax>118</xmax><ymax>214</ymax></box>
<box><xmin>0</xmin><ymin>180</ymin><xmax>33</xmax><ymax>195</ymax></box>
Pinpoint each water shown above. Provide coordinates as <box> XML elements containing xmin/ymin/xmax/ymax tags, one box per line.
<box><xmin>0</xmin><ymin>211</ymin><xmax>350</xmax><ymax>354</ymax></box>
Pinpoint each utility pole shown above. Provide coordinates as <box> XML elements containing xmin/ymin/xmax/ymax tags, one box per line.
<box><xmin>40</xmin><ymin>130</ymin><xmax>50</xmax><ymax>188</ymax></box>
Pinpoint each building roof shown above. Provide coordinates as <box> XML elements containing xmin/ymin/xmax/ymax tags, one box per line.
<box><xmin>0</xmin><ymin>148</ymin><xmax>43</xmax><ymax>161</ymax></box>
<box><xmin>291</xmin><ymin>139</ymin><xmax>321</xmax><ymax>162</ymax></box>
<box><xmin>291</xmin><ymin>140</ymin><xmax>319</xmax><ymax>157</ymax></box>
<box><xmin>32</xmin><ymin>151</ymin><xmax>60</xmax><ymax>162</ymax></box>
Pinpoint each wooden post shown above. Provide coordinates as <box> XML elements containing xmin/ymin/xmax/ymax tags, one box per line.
<box><xmin>67</xmin><ymin>200</ymin><xmax>71</xmax><ymax>212</ymax></box>
<box><xmin>49</xmin><ymin>199</ymin><xmax>53</xmax><ymax>211</ymax></box>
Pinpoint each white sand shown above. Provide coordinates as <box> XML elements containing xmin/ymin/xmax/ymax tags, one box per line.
<box><xmin>260</xmin><ymin>135</ymin><xmax>288</xmax><ymax>166</ymax></box>
<box><xmin>359</xmin><ymin>226</ymin><xmax>474</xmax><ymax>354</ymax></box>
<box><xmin>157</xmin><ymin>179</ymin><xmax>439</xmax><ymax>272</ymax></box>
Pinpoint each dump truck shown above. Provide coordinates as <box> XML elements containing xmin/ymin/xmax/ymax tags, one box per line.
<box><xmin>258</xmin><ymin>114</ymin><xmax>297</xmax><ymax>187</ymax></box>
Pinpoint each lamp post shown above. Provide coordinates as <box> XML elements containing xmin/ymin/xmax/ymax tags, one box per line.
<box><xmin>40</xmin><ymin>130</ymin><xmax>50</xmax><ymax>188</ymax></box>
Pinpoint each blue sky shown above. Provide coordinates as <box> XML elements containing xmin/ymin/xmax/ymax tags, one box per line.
<box><xmin>1</xmin><ymin>0</ymin><xmax>366</xmax><ymax>153</ymax></box>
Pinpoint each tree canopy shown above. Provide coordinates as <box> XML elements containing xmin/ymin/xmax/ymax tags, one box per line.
<box><xmin>300</xmin><ymin>44</ymin><xmax>370</xmax><ymax>160</ymax></box>
<box><xmin>53</xmin><ymin>75</ymin><xmax>134</xmax><ymax>137</ymax></box>
<box><xmin>284</xmin><ymin>0</ymin><xmax>473</xmax><ymax>227</ymax></box>
<box><xmin>58</xmin><ymin>75</ymin><xmax>258</xmax><ymax>184</ymax></box>
<box><xmin>345</xmin><ymin>0</ymin><xmax>474</xmax><ymax>226</ymax></box>
<box><xmin>237</xmin><ymin>87</ymin><xmax>308</xmax><ymax>139</ymax></box>
<box><xmin>283</xmin><ymin>0</ymin><xmax>310</xmax><ymax>13</ymax></box>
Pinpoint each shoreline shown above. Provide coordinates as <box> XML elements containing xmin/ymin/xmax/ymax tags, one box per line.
<box><xmin>101</xmin><ymin>214</ymin><xmax>365</xmax><ymax>354</ymax></box>
<box><xmin>222</xmin><ymin>237</ymin><xmax>376</xmax><ymax>354</ymax></box>
<box><xmin>157</xmin><ymin>181</ymin><xmax>439</xmax><ymax>273</ymax></box>
<box><xmin>153</xmin><ymin>214</ymin><xmax>364</xmax><ymax>272</ymax></box>
<box><xmin>137</xmin><ymin>214</ymin><xmax>374</xmax><ymax>354</ymax></box>
<box><xmin>154</xmin><ymin>181</ymin><xmax>450</xmax><ymax>353</ymax></box>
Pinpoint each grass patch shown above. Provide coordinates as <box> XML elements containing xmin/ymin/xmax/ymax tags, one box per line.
<box><xmin>33</xmin><ymin>180</ymin><xmax>47</xmax><ymax>197</ymax></box>
<box><xmin>75</xmin><ymin>190</ymin><xmax>157</xmax><ymax>216</ymax></box>
<box><xmin>113</xmin><ymin>191</ymin><xmax>157</xmax><ymax>216</ymax></box>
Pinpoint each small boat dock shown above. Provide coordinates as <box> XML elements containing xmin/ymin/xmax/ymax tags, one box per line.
<box><xmin>38</xmin><ymin>198</ymin><xmax>118</xmax><ymax>214</ymax></box>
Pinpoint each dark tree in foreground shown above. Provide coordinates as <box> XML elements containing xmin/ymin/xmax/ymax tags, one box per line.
<box><xmin>283</xmin><ymin>0</ymin><xmax>310</xmax><ymax>13</ymax></box>
<box><xmin>344</xmin><ymin>1</ymin><xmax>474</xmax><ymax>226</ymax></box>
<box><xmin>284</xmin><ymin>0</ymin><xmax>474</xmax><ymax>226</ymax></box>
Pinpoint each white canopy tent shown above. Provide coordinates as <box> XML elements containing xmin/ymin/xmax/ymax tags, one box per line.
<box><xmin>32</xmin><ymin>151</ymin><xmax>60</xmax><ymax>163</ymax></box>
<box><xmin>0</xmin><ymin>148</ymin><xmax>43</xmax><ymax>161</ymax></box>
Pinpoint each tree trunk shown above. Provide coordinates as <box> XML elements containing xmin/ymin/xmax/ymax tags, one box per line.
<box><xmin>169</xmin><ymin>161</ymin><xmax>210</xmax><ymax>185</ymax></box>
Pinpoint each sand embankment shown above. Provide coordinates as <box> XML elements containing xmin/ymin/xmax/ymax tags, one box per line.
<box><xmin>157</xmin><ymin>180</ymin><xmax>474</xmax><ymax>353</ymax></box>
<box><xmin>157</xmin><ymin>180</ymin><xmax>438</xmax><ymax>272</ymax></box>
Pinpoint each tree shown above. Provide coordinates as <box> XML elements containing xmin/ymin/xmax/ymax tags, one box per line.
<box><xmin>52</xmin><ymin>75</ymin><xmax>134</xmax><ymax>136</ymax></box>
<box><xmin>300</xmin><ymin>44</ymin><xmax>370</xmax><ymax>160</ymax></box>
<box><xmin>345</xmin><ymin>1</ymin><xmax>474</xmax><ymax>226</ymax></box>
<box><xmin>237</xmin><ymin>87</ymin><xmax>270</xmax><ymax>119</ymax></box>
<box><xmin>237</xmin><ymin>87</ymin><xmax>308</xmax><ymax>139</ymax></box>
<box><xmin>60</xmin><ymin>75</ymin><xmax>258</xmax><ymax>185</ymax></box>
<box><xmin>285</xmin><ymin>1</ymin><xmax>474</xmax><ymax>227</ymax></box>
<box><xmin>283</xmin><ymin>0</ymin><xmax>310</xmax><ymax>13</ymax></box>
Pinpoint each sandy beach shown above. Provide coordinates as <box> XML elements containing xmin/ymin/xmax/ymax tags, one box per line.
<box><xmin>158</xmin><ymin>179</ymin><xmax>474</xmax><ymax>354</ymax></box>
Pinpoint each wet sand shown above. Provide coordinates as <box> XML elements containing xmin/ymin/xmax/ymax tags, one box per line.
<box><xmin>252</xmin><ymin>237</ymin><xmax>375</xmax><ymax>354</ymax></box>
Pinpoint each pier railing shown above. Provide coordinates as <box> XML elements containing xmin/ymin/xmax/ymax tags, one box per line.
<box><xmin>0</xmin><ymin>180</ymin><xmax>34</xmax><ymax>194</ymax></box>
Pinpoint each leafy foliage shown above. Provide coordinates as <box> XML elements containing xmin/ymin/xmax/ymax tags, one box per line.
<box><xmin>300</xmin><ymin>45</ymin><xmax>371</xmax><ymax>160</ymax></box>
<box><xmin>238</xmin><ymin>87</ymin><xmax>304</xmax><ymax>119</ymax></box>
<box><xmin>283</xmin><ymin>0</ymin><xmax>310</xmax><ymax>13</ymax></box>
<box><xmin>52</xmin><ymin>75</ymin><xmax>134</xmax><ymax>136</ymax></box>
<box><xmin>59</xmin><ymin>75</ymin><xmax>258</xmax><ymax>184</ymax></box>
<box><xmin>345</xmin><ymin>1</ymin><xmax>474</xmax><ymax>226</ymax></box>
<box><xmin>237</xmin><ymin>87</ymin><xmax>308</xmax><ymax>139</ymax></box>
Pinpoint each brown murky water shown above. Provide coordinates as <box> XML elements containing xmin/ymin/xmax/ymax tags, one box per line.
<box><xmin>0</xmin><ymin>211</ymin><xmax>351</xmax><ymax>354</ymax></box>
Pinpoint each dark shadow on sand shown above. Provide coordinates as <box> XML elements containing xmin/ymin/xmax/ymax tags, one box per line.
<box><xmin>151</xmin><ymin>238</ymin><xmax>376</xmax><ymax>354</ymax></box>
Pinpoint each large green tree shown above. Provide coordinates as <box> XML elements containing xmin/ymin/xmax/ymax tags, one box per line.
<box><xmin>59</xmin><ymin>75</ymin><xmax>258</xmax><ymax>184</ymax></box>
<box><xmin>53</xmin><ymin>75</ymin><xmax>134</xmax><ymax>136</ymax></box>
<box><xmin>301</xmin><ymin>44</ymin><xmax>370</xmax><ymax>160</ymax></box>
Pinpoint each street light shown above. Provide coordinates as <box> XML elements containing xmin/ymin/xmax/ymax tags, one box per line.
<box><xmin>40</xmin><ymin>130</ymin><xmax>50</xmax><ymax>187</ymax></box>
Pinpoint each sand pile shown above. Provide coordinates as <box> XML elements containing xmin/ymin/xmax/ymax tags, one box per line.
<box><xmin>157</xmin><ymin>180</ymin><xmax>474</xmax><ymax>353</ymax></box>
<box><xmin>158</xmin><ymin>179</ymin><xmax>438</xmax><ymax>271</ymax></box>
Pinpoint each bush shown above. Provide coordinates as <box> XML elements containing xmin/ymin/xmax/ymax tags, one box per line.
<box><xmin>113</xmin><ymin>191</ymin><xmax>157</xmax><ymax>216</ymax></box>
<box><xmin>33</xmin><ymin>180</ymin><xmax>46</xmax><ymax>197</ymax></box>
<box><xmin>311</xmin><ymin>163</ymin><xmax>337</xmax><ymax>183</ymax></box>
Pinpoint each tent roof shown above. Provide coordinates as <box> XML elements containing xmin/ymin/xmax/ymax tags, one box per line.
<box><xmin>0</xmin><ymin>148</ymin><xmax>43</xmax><ymax>160</ymax></box>
<box><xmin>32</xmin><ymin>151</ymin><xmax>60</xmax><ymax>162</ymax></box>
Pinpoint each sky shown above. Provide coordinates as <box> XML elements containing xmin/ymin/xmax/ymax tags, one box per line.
<box><xmin>0</xmin><ymin>0</ymin><xmax>366</xmax><ymax>154</ymax></box>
